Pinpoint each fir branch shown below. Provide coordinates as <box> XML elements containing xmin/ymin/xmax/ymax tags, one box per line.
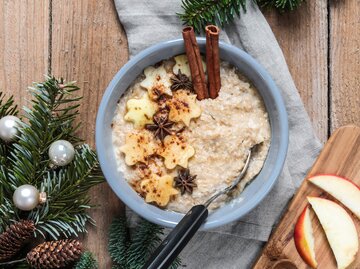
<box><xmin>178</xmin><ymin>0</ymin><xmax>246</xmax><ymax>33</ymax></box>
<box><xmin>0</xmin><ymin>94</ymin><xmax>18</xmax><ymax>204</ymax></box>
<box><xmin>74</xmin><ymin>251</ymin><xmax>98</xmax><ymax>269</ymax></box>
<box><xmin>109</xmin><ymin>217</ymin><xmax>129</xmax><ymax>268</ymax></box>
<box><xmin>257</xmin><ymin>0</ymin><xmax>303</xmax><ymax>10</ymax></box>
<box><xmin>0</xmin><ymin>93</ymin><xmax>18</xmax><ymax>118</ymax></box>
<box><xmin>0</xmin><ymin>199</ymin><xmax>17</xmax><ymax>233</ymax></box>
<box><xmin>0</xmin><ymin>77</ymin><xmax>103</xmax><ymax>239</ymax></box>
<box><xmin>126</xmin><ymin>220</ymin><xmax>164</xmax><ymax>269</ymax></box>
<box><xmin>178</xmin><ymin>0</ymin><xmax>303</xmax><ymax>32</ymax></box>
<box><xmin>108</xmin><ymin>217</ymin><xmax>181</xmax><ymax>269</ymax></box>
<box><xmin>29</xmin><ymin>145</ymin><xmax>104</xmax><ymax>239</ymax></box>
<box><xmin>8</xmin><ymin>77</ymin><xmax>82</xmax><ymax>188</ymax></box>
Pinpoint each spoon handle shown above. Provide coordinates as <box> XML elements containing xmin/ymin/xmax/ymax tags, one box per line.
<box><xmin>142</xmin><ymin>205</ymin><xmax>208</xmax><ymax>269</ymax></box>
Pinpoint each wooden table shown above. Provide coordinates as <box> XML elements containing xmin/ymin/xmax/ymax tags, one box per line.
<box><xmin>0</xmin><ymin>0</ymin><xmax>358</xmax><ymax>267</ymax></box>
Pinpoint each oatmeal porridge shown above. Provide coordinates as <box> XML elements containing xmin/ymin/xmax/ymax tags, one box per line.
<box><xmin>112</xmin><ymin>55</ymin><xmax>271</xmax><ymax>213</ymax></box>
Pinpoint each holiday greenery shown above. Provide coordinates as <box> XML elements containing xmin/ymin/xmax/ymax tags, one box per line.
<box><xmin>74</xmin><ymin>252</ymin><xmax>98</xmax><ymax>269</ymax></box>
<box><xmin>0</xmin><ymin>77</ymin><xmax>103</xmax><ymax>268</ymax></box>
<box><xmin>0</xmin><ymin>78</ymin><xmax>184</xmax><ymax>268</ymax></box>
<box><xmin>178</xmin><ymin>0</ymin><xmax>303</xmax><ymax>32</ymax></box>
<box><xmin>109</xmin><ymin>217</ymin><xmax>181</xmax><ymax>269</ymax></box>
<box><xmin>257</xmin><ymin>0</ymin><xmax>303</xmax><ymax>10</ymax></box>
<box><xmin>0</xmin><ymin>77</ymin><xmax>103</xmax><ymax>238</ymax></box>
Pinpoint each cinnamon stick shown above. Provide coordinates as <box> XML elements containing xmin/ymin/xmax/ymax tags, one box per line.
<box><xmin>182</xmin><ymin>26</ymin><xmax>208</xmax><ymax>100</ymax></box>
<box><xmin>205</xmin><ymin>25</ymin><xmax>221</xmax><ymax>99</ymax></box>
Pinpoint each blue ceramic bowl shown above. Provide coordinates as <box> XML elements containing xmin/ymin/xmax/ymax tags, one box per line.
<box><xmin>96</xmin><ymin>38</ymin><xmax>288</xmax><ymax>230</ymax></box>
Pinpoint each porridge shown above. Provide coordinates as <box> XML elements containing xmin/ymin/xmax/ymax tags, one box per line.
<box><xmin>111</xmin><ymin>54</ymin><xmax>271</xmax><ymax>213</ymax></box>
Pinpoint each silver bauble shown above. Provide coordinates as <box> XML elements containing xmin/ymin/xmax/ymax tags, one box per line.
<box><xmin>13</xmin><ymin>184</ymin><xmax>39</xmax><ymax>211</ymax></box>
<box><xmin>0</xmin><ymin>115</ymin><xmax>20</xmax><ymax>142</ymax></box>
<box><xmin>49</xmin><ymin>140</ymin><xmax>75</xmax><ymax>166</ymax></box>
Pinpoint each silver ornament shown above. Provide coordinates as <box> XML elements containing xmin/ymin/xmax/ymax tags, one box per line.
<box><xmin>49</xmin><ymin>140</ymin><xmax>75</xmax><ymax>166</ymax></box>
<box><xmin>0</xmin><ymin>115</ymin><xmax>20</xmax><ymax>142</ymax></box>
<box><xmin>13</xmin><ymin>184</ymin><xmax>39</xmax><ymax>211</ymax></box>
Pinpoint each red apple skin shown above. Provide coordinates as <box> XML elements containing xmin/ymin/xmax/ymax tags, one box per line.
<box><xmin>294</xmin><ymin>206</ymin><xmax>318</xmax><ymax>268</ymax></box>
<box><xmin>307</xmin><ymin>196</ymin><xmax>359</xmax><ymax>269</ymax></box>
<box><xmin>309</xmin><ymin>174</ymin><xmax>360</xmax><ymax>191</ymax></box>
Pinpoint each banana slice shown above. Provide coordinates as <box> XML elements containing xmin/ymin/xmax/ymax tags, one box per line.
<box><xmin>167</xmin><ymin>90</ymin><xmax>202</xmax><ymax>126</ymax></box>
<box><xmin>124</xmin><ymin>93</ymin><xmax>158</xmax><ymax>128</ymax></box>
<box><xmin>172</xmin><ymin>54</ymin><xmax>206</xmax><ymax>78</ymax></box>
<box><xmin>140</xmin><ymin>174</ymin><xmax>179</xmax><ymax>207</ymax></box>
<box><xmin>140</xmin><ymin>65</ymin><xmax>172</xmax><ymax>100</ymax></box>
<box><xmin>158</xmin><ymin>135</ymin><xmax>195</xmax><ymax>169</ymax></box>
<box><xmin>135</xmin><ymin>158</ymin><xmax>164</xmax><ymax>180</ymax></box>
<box><xmin>120</xmin><ymin>131</ymin><xmax>158</xmax><ymax>165</ymax></box>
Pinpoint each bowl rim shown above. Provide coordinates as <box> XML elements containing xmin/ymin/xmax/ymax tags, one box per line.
<box><xmin>96</xmin><ymin>38</ymin><xmax>289</xmax><ymax>229</ymax></box>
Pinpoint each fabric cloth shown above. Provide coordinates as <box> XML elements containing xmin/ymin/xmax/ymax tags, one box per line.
<box><xmin>114</xmin><ymin>1</ymin><xmax>323</xmax><ymax>268</ymax></box>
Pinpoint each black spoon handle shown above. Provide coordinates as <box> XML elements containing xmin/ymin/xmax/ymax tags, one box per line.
<box><xmin>142</xmin><ymin>205</ymin><xmax>208</xmax><ymax>269</ymax></box>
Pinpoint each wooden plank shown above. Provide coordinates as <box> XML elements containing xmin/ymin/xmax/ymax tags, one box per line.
<box><xmin>264</xmin><ymin>1</ymin><xmax>329</xmax><ymax>143</ymax></box>
<box><xmin>51</xmin><ymin>0</ymin><xmax>128</xmax><ymax>267</ymax></box>
<box><xmin>0</xmin><ymin>0</ymin><xmax>49</xmax><ymax>105</ymax></box>
<box><xmin>330</xmin><ymin>0</ymin><xmax>360</xmax><ymax>132</ymax></box>
<box><xmin>253</xmin><ymin>125</ymin><xmax>360</xmax><ymax>269</ymax></box>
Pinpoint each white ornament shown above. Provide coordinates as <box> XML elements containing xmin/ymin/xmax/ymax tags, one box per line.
<box><xmin>0</xmin><ymin>115</ymin><xmax>20</xmax><ymax>142</ymax></box>
<box><xmin>13</xmin><ymin>184</ymin><xmax>39</xmax><ymax>211</ymax></box>
<box><xmin>49</xmin><ymin>140</ymin><xmax>75</xmax><ymax>166</ymax></box>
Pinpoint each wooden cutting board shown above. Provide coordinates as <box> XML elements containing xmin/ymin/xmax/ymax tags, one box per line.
<box><xmin>253</xmin><ymin>125</ymin><xmax>360</xmax><ymax>269</ymax></box>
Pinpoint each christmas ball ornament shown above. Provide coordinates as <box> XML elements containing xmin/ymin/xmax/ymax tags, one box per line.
<box><xmin>13</xmin><ymin>184</ymin><xmax>39</xmax><ymax>211</ymax></box>
<box><xmin>0</xmin><ymin>115</ymin><xmax>20</xmax><ymax>142</ymax></box>
<box><xmin>49</xmin><ymin>140</ymin><xmax>75</xmax><ymax>166</ymax></box>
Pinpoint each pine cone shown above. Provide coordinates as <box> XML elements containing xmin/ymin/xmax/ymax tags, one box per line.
<box><xmin>0</xmin><ymin>220</ymin><xmax>35</xmax><ymax>261</ymax></box>
<box><xmin>26</xmin><ymin>239</ymin><xmax>83</xmax><ymax>269</ymax></box>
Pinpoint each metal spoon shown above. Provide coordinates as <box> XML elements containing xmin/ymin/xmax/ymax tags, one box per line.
<box><xmin>142</xmin><ymin>150</ymin><xmax>252</xmax><ymax>269</ymax></box>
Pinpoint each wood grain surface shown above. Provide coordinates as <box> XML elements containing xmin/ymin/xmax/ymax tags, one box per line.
<box><xmin>0</xmin><ymin>0</ymin><xmax>49</xmax><ymax>106</ymax></box>
<box><xmin>0</xmin><ymin>0</ymin><xmax>359</xmax><ymax>267</ymax></box>
<box><xmin>329</xmin><ymin>0</ymin><xmax>360</xmax><ymax>132</ymax></box>
<box><xmin>253</xmin><ymin>125</ymin><xmax>360</xmax><ymax>269</ymax></box>
<box><xmin>50</xmin><ymin>0</ymin><xmax>128</xmax><ymax>267</ymax></box>
<box><xmin>264</xmin><ymin>0</ymin><xmax>329</xmax><ymax>143</ymax></box>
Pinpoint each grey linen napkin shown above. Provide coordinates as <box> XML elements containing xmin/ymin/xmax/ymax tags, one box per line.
<box><xmin>114</xmin><ymin>1</ymin><xmax>323</xmax><ymax>268</ymax></box>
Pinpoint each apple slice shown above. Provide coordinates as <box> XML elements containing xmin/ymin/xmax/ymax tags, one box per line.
<box><xmin>308</xmin><ymin>174</ymin><xmax>360</xmax><ymax>219</ymax></box>
<box><xmin>294</xmin><ymin>206</ymin><xmax>318</xmax><ymax>268</ymax></box>
<box><xmin>308</xmin><ymin>197</ymin><xmax>359</xmax><ymax>269</ymax></box>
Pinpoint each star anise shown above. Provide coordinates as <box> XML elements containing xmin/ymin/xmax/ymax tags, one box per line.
<box><xmin>145</xmin><ymin>111</ymin><xmax>174</xmax><ymax>142</ymax></box>
<box><xmin>153</xmin><ymin>88</ymin><xmax>168</xmax><ymax>104</ymax></box>
<box><xmin>174</xmin><ymin>168</ymin><xmax>197</xmax><ymax>195</ymax></box>
<box><xmin>170</xmin><ymin>70</ymin><xmax>193</xmax><ymax>91</ymax></box>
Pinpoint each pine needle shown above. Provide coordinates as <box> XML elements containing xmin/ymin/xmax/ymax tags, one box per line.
<box><xmin>178</xmin><ymin>0</ymin><xmax>304</xmax><ymax>32</ymax></box>
<box><xmin>0</xmin><ymin>77</ymin><xmax>104</xmax><ymax>238</ymax></box>
<box><xmin>108</xmin><ymin>217</ymin><xmax>182</xmax><ymax>269</ymax></box>
<box><xmin>0</xmin><ymin>93</ymin><xmax>18</xmax><ymax>118</ymax></box>
<box><xmin>126</xmin><ymin>220</ymin><xmax>164</xmax><ymax>269</ymax></box>
<box><xmin>0</xmin><ymin>93</ymin><xmax>18</xmax><ymax>205</ymax></box>
<box><xmin>178</xmin><ymin>0</ymin><xmax>246</xmax><ymax>33</ymax></box>
<box><xmin>74</xmin><ymin>251</ymin><xmax>98</xmax><ymax>269</ymax></box>
<box><xmin>257</xmin><ymin>0</ymin><xmax>304</xmax><ymax>10</ymax></box>
<box><xmin>109</xmin><ymin>217</ymin><xmax>130</xmax><ymax>268</ymax></box>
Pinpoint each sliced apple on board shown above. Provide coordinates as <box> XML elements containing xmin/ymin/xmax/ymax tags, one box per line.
<box><xmin>308</xmin><ymin>197</ymin><xmax>359</xmax><ymax>269</ymax></box>
<box><xmin>308</xmin><ymin>174</ymin><xmax>360</xmax><ymax>219</ymax></box>
<box><xmin>294</xmin><ymin>206</ymin><xmax>318</xmax><ymax>268</ymax></box>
